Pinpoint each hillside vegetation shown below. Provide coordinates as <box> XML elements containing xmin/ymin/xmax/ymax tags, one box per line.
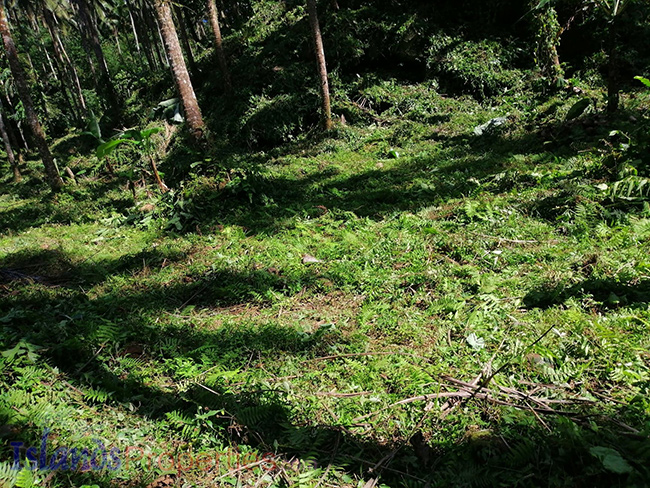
<box><xmin>1</xmin><ymin>1</ymin><xmax>650</xmax><ymax>487</ymax></box>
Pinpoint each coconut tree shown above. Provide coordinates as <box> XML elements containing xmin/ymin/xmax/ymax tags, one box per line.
<box><xmin>206</xmin><ymin>0</ymin><xmax>231</xmax><ymax>92</ymax></box>
<box><xmin>0</xmin><ymin>2</ymin><xmax>63</xmax><ymax>190</ymax></box>
<box><xmin>153</xmin><ymin>0</ymin><xmax>204</xmax><ymax>141</ymax></box>
<box><xmin>70</xmin><ymin>0</ymin><xmax>119</xmax><ymax>115</ymax></box>
<box><xmin>596</xmin><ymin>0</ymin><xmax>632</xmax><ymax>112</ymax></box>
<box><xmin>306</xmin><ymin>0</ymin><xmax>332</xmax><ymax>130</ymax></box>
<box><xmin>0</xmin><ymin>98</ymin><xmax>20</xmax><ymax>182</ymax></box>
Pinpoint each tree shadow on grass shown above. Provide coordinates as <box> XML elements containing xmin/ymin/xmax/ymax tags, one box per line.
<box><xmin>1</xmin><ymin>248</ymin><xmax>649</xmax><ymax>487</ymax></box>
<box><xmin>523</xmin><ymin>277</ymin><xmax>650</xmax><ymax>311</ymax></box>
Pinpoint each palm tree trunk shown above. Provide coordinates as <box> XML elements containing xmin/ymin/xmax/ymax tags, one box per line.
<box><xmin>306</xmin><ymin>0</ymin><xmax>332</xmax><ymax>130</ymax></box>
<box><xmin>607</xmin><ymin>19</ymin><xmax>619</xmax><ymax>113</ymax></box>
<box><xmin>56</xmin><ymin>28</ymin><xmax>87</xmax><ymax>114</ymax></box>
<box><xmin>153</xmin><ymin>0</ymin><xmax>205</xmax><ymax>141</ymax></box>
<box><xmin>173</xmin><ymin>5</ymin><xmax>197</xmax><ymax>75</ymax></box>
<box><xmin>152</xmin><ymin>15</ymin><xmax>170</xmax><ymax>67</ymax></box>
<box><xmin>0</xmin><ymin>4</ymin><xmax>63</xmax><ymax>190</ymax></box>
<box><xmin>71</xmin><ymin>0</ymin><xmax>119</xmax><ymax>116</ymax></box>
<box><xmin>0</xmin><ymin>99</ymin><xmax>21</xmax><ymax>182</ymax></box>
<box><xmin>127</xmin><ymin>0</ymin><xmax>158</xmax><ymax>71</ymax></box>
<box><xmin>42</xmin><ymin>10</ymin><xmax>85</xmax><ymax>122</ymax></box>
<box><xmin>207</xmin><ymin>0</ymin><xmax>232</xmax><ymax>92</ymax></box>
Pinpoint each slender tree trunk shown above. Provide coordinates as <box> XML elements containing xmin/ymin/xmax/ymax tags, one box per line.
<box><xmin>5</xmin><ymin>92</ymin><xmax>30</xmax><ymax>150</ymax></box>
<box><xmin>128</xmin><ymin>0</ymin><xmax>158</xmax><ymax>70</ymax></box>
<box><xmin>182</xmin><ymin>8</ymin><xmax>202</xmax><ymax>44</ymax></box>
<box><xmin>42</xmin><ymin>11</ymin><xmax>83</xmax><ymax>122</ymax></box>
<box><xmin>173</xmin><ymin>5</ymin><xmax>196</xmax><ymax>75</ymax></box>
<box><xmin>42</xmin><ymin>43</ymin><xmax>58</xmax><ymax>80</ymax></box>
<box><xmin>127</xmin><ymin>2</ymin><xmax>141</xmax><ymax>53</ymax></box>
<box><xmin>152</xmin><ymin>15</ymin><xmax>170</xmax><ymax>67</ymax></box>
<box><xmin>153</xmin><ymin>0</ymin><xmax>205</xmax><ymax>141</ymax></box>
<box><xmin>56</xmin><ymin>29</ymin><xmax>87</xmax><ymax>114</ymax></box>
<box><xmin>71</xmin><ymin>0</ymin><xmax>119</xmax><ymax>115</ymax></box>
<box><xmin>306</xmin><ymin>0</ymin><xmax>332</xmax><ymax>130</ymax></box>
<box><xmin>0</xmin><ymin>4</ymin><xmax>63</xmax><ymax>190</ymax></box>
<box><xmin>207</xmin><ymin>0</ymin><xmax>232</xmax><ymax>92</ymax></box>
<box><xmin>113</xmin><ymin>27</ymin><xmax>123</xmax><ymax>57</ymax></box>
<box><xmin>607</xmin><ymin>20</ymin><xmax>619</xmax><ymax>113</ymax></box>
<box><xmin>0</xmin><ymin>100</ymin><xmax>21</xmax><ymax>182</ymax></box>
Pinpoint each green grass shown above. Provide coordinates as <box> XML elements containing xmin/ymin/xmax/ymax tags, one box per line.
<box><xmin>1</xmin><ymin>85</ymin><xmax>650</xmax><ymax>488</ymax></box>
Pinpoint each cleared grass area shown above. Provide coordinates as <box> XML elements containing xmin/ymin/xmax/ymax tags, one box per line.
<box><xmin>1</xmin><ymin>87</ymin><xmax>649</xmax><ymax>487</ymax></box>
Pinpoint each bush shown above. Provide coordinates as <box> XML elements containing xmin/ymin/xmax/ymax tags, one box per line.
<box><xmin>427</xmin><ymin>36</ymin><xmax>526</xmax><ymax>99</ymax></box>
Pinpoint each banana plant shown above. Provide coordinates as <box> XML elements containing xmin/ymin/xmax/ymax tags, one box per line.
<box><xmin>96</xmin><ymin>126</ymin><xmax>168</xmax><ymax>193</ymax></box>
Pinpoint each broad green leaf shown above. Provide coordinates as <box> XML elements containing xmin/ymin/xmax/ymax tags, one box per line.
<box><xmin>565</xmin><ymin>98</ymin><xmax>591</xmax><ymax>121</ymax></box>
<box><xmin>86</xmin><ymin>110</ymin><xmax>102</xmax><ymax>141</ymax></box>
<box><xmin>140</xmin><ymin>127</ymin><xmax>163</xmax><ymax>139</ymax></box>
<box><xmin>96</xmin><ymin>138</ymin><xmax>134</xmax><ymax>159</ymax></box>
<box><xmin>157</xmin><ymin>97</ymin><xmax>179</xmax><ymax>108</ymax></box>
<box><xmin>589</xmin><ymin>446</ymin><xmax>633</xmax><ymax>474</ymax></box>
<box><xmin>634</xmin><ymin>76</ymin><xmax>650</xmax><ymax>88</ymax></box>
<box><xmin>121</xmin><ymin>128</ymin><xmax>144</xmax><ymax>141</ymax></box>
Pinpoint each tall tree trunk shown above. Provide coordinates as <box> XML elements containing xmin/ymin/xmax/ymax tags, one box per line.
<box><xmin>153</xmin><ymin>0</ymin><xmax>205</xmax><ymax>141</ymax></box>
<box><xmin>607</xmin><ymin>19</ymin><xmax>619</xmax><ymax>113</ymax></box>
<box><xmin>71</xmin><ymin>0</ymin><xmax>119</xmax><ymax>115</ymax></box>
<box><xmin>0</xmin><ymin>4</ymin><xmax>63</xmax><ymax>190</ymax></box>
<box><xmin>127</xmin><ymin>0</ymin><xmax>158</xmax><ymax>70</ymax></box>
<box><xmin>152</xmin><ymin>15</ymin><xmax>170</xmax><ymax>67</ymax></box>
<box><xmin>0</xmin><ymin>100</ymin><xmax>21</xmax><ymax>182</ymax></box>
<box><xmin>207</xmin><ymin>0</ymin><xmax>232</xmax><ymax>92</ymax></box>
<box><xmin>306</xmin><ymin>0</ymin><xmax>332</xmax><ymax>130</ymax></box>
<box><xmin>42</xmin><ymin>11</ymin><xmax>83</xmax><ymax>122</ymax></box>
<box><xmin>54</xmin><ymin>25</ymin><xmax>87</xmax><ymax>114</ymax></box>
<box><xmin>173</xmin><ymin>5</ymin><xmax>196</xmax><ymax>75</ymax></box>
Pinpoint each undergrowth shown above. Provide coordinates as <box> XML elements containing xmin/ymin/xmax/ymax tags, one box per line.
<box><xmin>1</xmin><ymin>78</ymin><xmax>650</xmax><ymax>488</ymax></box>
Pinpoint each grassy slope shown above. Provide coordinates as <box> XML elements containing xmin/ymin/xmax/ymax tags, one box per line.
<box><xmin>1</xmin><ymin>86</ymin><xmax>650</xmax><ymax>488</ymax></box>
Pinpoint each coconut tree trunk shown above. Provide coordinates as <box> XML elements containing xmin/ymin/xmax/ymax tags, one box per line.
<box><xmin>55</xmin><ymin>27</ymin><xmax>87</xmax><ymax>115</ymax></box>
<box><xmin>151</xmin><ymin>15</ymin><xmax>170</xmax><ymax>67</ymax></box>
<box><xmin>607</xmin><ymin>19</ymin><xmax>619</xmax><ymax>113</ymax></box>
<box><xmin>42</xmin><ymin>10</ymin><xmax>85</xmax><ymax>121</ymax></box>
<box><xmin>0</xmin><ymin>100</ymin><xmax>21</xmax><ymax>182</ymax></box>
<box><xmin>127</xmin><ymin>0</ymin><xmax>158</xmax><ymax>70</ymax></box>
<box><xmin>173</xmin><ymin>5</ymin><xmax>196</xmax><ymax>75</ymax></box>
<box><xmin>306</xmin><ymin>0</ymin><xmax>332</xmax><ymax>130</ymax></box>
<box><xmin>153</xmin><ymin>0</ymin><xmax>205</xmax><ymax>141</ymax></box>
<box><xmin>207</xmin><ymin>0</ymin><xmax>232</xmax><ymax>92</ymax></box>
<box><xmin>0</xmin><ymin>4</ymin><xmax>63</xmax><ymax>190</ymax></box>
<box><xmin>71</xmin><ymin>0</ymin><xmax>119</xmax><ymax>115</ymax></box>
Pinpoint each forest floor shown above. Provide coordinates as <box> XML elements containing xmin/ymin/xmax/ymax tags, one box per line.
<box><xmin>1</xmin><ymin>85</ymin><xmax>650</xmax><ymax>487</ymax></box>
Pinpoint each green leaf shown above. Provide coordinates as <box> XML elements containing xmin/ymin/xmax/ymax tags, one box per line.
<box><xmin>157</xmin><ymin>97</ymin><xmax>179</xmax><ymax>108</ymax></box>
<box><xmin>534</xmin><ymin>0</ymin><xmax>553</xmax><ymax>9</ymax></box>
<box><xmin>121</xmin><ymin>128</ymin><xmax>144</xmax><ymax>141</ymax></box>
<box><xmin>87</xmin><ymin>110</ymin><xmax>102</xmax><ymax>141</ymax></box>
<box><xmin>140</xmin><ymin>127</ymin><xmax>163</xmax><ymax>139</ymax></box>
<box><xmin>589</xmin><ymin>446</ymin><xmax>634</xmax><ymax>474</ymax></box>
<box><xmin>15</xmin><ymin>468</ymin><xmax>34</xmax><ymax>488</ymax></box>
<box><xmin>634</xmin><ymin>76</ymin><xmax>650</xmax><ymax>88</ymax></box>
<box><xmin>96</xmin><ymin>138</ymin><xmax>133</xmax><ymax>159</ymax></box>
<box><xmin>565</xmin><ymin>98</ymin><xmax>591</xmax><ymax>121</ymax></box>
